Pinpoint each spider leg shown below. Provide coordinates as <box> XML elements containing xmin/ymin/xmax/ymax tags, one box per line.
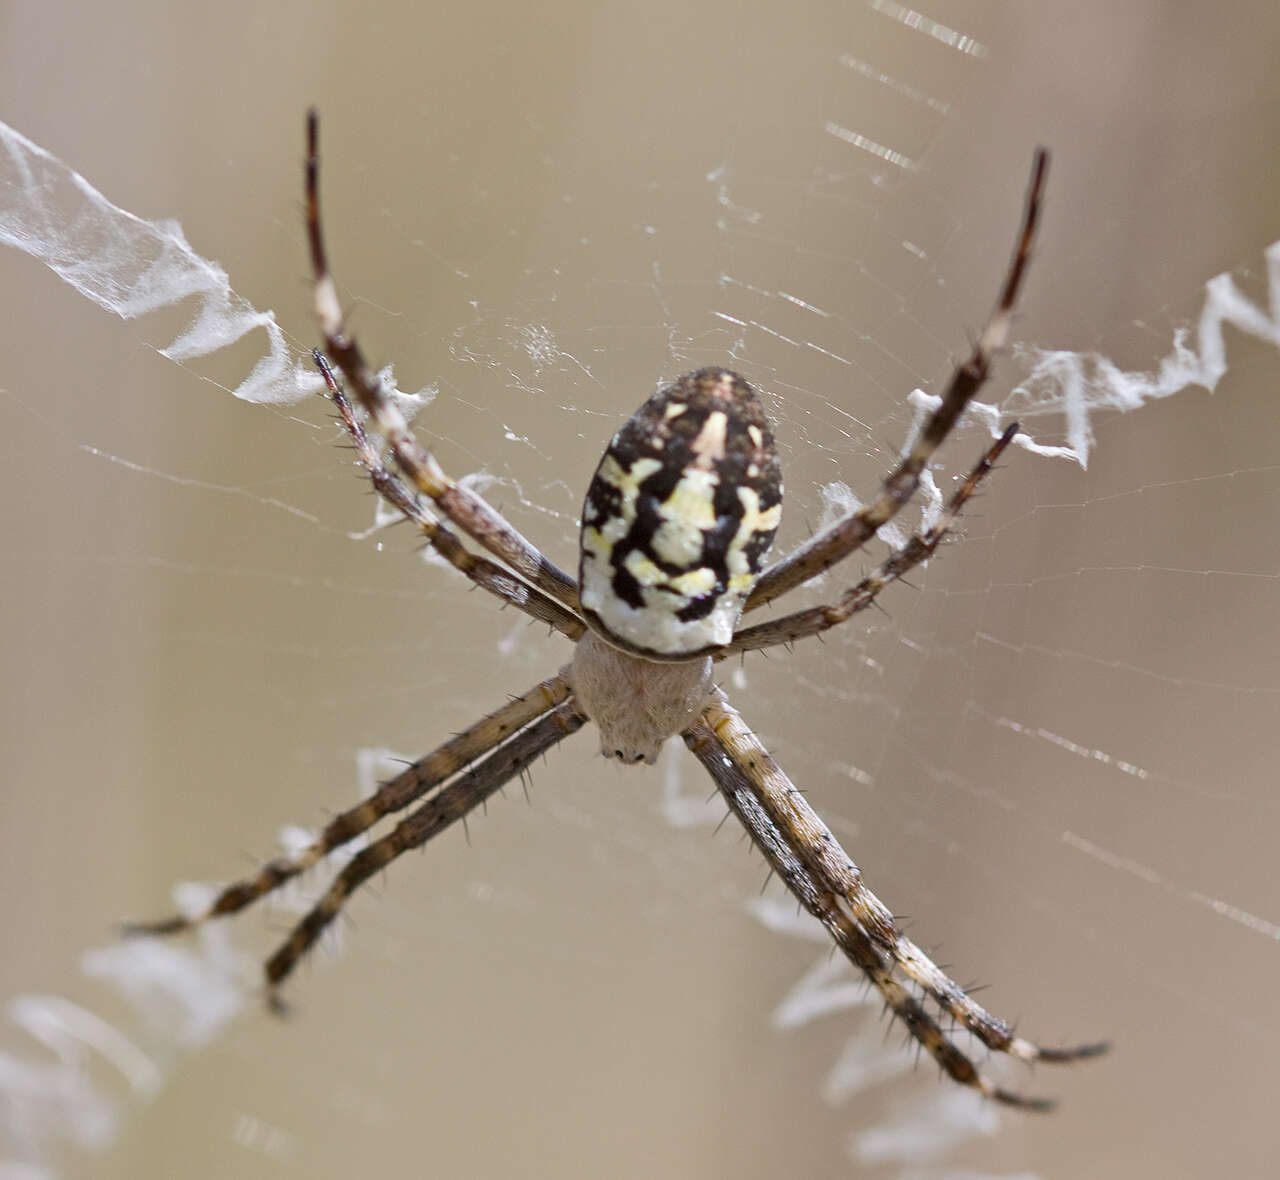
<box><xmin>124</xmin><ymin>672</ymin><xmax>573</xmax><ymax>937</ymax></box>
<box><xmin>263</xmin><ymin>695</ymin><xmax>587</xmax><ymax>1001</ymax></box>
<box><xmin>745</xmin><ymin>149</ymin><xmax>1047</xmax><ymax>615</ymax></box>
<box><xmin>684</xmin><ymin>690</ymin><xmax>1106</xmax><ymax>1109</ymax></box>
<box><xmin>722</xmin><ymin>425</ymin><xmax>1016</xmax><ymax>656</ymax></box>
<box><xmin>318</xmin><ymin>354</ymin><xmax>586</xmax><ymax>641</ymax></box>
<box><xmin>305</xmin><ymin>110</ymin><xmax>581</xmax><ymax>615</ymax></box>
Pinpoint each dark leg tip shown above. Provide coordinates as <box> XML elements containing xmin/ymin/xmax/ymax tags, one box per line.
<box><xmin>995</xmin><ymin>1087</ymin><xmax>1057</xmax><ymax>1113</ymax></box>
<box><xmin>119</xmin><ymin>915</ymin><xmax>189</xmax><ymax>938</ymax></box>
<box><xmin>1040</xmin><ymin>1039</ymin><xmax>1110</xmax><ymax>1062</ymax></box>
<box><xmin>266</xmin><ymin>986</ymin><xmax>291</xmax><ymax>1019</ymax></box>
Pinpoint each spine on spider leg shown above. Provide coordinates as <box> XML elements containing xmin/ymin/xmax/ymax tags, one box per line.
<box><xmin>743</xmin><ymin>152</ymin><xmax>1049</xmax><ymax>614</ymax></box>
<box><xmin>122</xmin><ymin>673</ymin><xmax>575</xmax><ymax>937</ymax></box>
<box><xmin>697</xmin><ymin>691</ymin><xmax>1105</xmax><ymax>1072</ymax></box>
<box><xmin>263</xmin><ymin>698</ymin><xmax>588</xmax><ymax>996</ymax></box>
<box><xmin>315</xmin><ymin>351</ymin><xmax>586</xmax><ymax>640</ymax></box>
<box><xmin>304</xmin><ymin>113</ymin><xmax>581</xmax><ymax>615</ymax></box>
<box><xmin>904</xmin><ymin>150</ymin><xmax>1047</xmax><ymax>464</ymax></box>
<box><xmin>720</xmin><ymin>424</ymin><xmax>1022</xmax><ymax>655</ymax></box>
<box><xmin>682</xmin><ymin>712</ymin><xmax>1050</xmax><ymax>1110</ymax></box>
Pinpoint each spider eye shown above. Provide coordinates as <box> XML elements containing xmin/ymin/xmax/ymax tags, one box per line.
<box><xmin>577</xmin><ymin>367</ymin><xmax>782</xmax><ymax>660</ymax></box>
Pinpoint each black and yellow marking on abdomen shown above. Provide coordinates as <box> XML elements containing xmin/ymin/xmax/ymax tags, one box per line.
<box><xmin>578</xmin><ymin>368</ymin><xmax>782</xmax><ymax>659</ymax></box>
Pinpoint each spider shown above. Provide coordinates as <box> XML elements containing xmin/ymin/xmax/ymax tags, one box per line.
<box><xmin>128</xmin><ymin>112</ymin><xmax>1106</xmax><ymax>1110</ymax></box>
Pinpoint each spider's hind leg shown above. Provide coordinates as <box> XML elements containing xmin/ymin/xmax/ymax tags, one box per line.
<box><xmin>122</xmin><ymin>674</ymin><xmax>572</xmax><ymax>940</ymax></box>
<box><xmin>262</xmin><ymin>696</ymin><xmax>586</xmax><ymax>1001</ymax></box>
<box><xmin>685</xmin><ymin>690</ymin><xmax>1106</xmax><ymax>1109</ymax></box>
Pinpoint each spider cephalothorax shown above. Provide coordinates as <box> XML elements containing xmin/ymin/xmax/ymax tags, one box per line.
<box><xmin>127</xmin><ymin>114</ymin><xmax>1105</xmax><ymax>1111</ymax></box>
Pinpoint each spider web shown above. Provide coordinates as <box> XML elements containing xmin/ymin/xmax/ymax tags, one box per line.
<box><xmin>2</xmin><ymin>3</ymin><xmax>1279</xmax><ymax>1179</ymax></box>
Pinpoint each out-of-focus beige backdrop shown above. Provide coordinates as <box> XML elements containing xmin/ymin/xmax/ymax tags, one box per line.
<box><xmin>2</xmin><ymin>3</ymin><xmax>1278</xmax><ymax>1177</ymax></box>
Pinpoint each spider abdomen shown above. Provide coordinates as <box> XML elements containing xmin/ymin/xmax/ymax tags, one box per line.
<box><xmin>578</xmin><ymin>368</ymin><xmax>782</xmax><ymax>659</ymax></box>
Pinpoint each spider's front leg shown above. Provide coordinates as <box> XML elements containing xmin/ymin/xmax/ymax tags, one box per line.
<box><xmin>744</xmin><ymin>149</ymin><xmax>1048</xmax><ymax>617</ymax></box>
<box><xmin>721</xmin><ymin>423</ymin><xmax>1018</xmax><ymax>655</ymax></box>
<box><xmin>316</xmin><ymin>353</ymin><xmax>585</xmax><ymax>642</ymax></box>
<box><xmin>305</xmin><ymin>110</ymin><xmax>580</xmax><ymax>616</ymax></box>
<box><xmin>684</xmin><ymin>690</ymin><xmax>1107</xmax><ymax>1110</ymax></box>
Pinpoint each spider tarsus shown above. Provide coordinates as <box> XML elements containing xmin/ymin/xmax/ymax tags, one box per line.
<box><xmin>120</xmin><ymin>915</ymin><xmax>190</xmax><ymax>938</ymax></box>
<box><xmin>995</xmin><ymin>1088</ymin><xmax>1057</xmax><ymax>1114</ymax></box>
<box><xmin>265</xmin><ymin>987</ymin><xmax>291</xmax><ymax>1019</ymax></box>
<box><xmin>1038</xmin><ymin>1039</ymin><xmax>1111</xmax><ymax>1062</ymax></box>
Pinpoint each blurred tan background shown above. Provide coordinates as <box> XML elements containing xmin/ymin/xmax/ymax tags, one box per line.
<box><xmin>2</xmin><ymin>2</ymin><xmax>1278</xmax><ymax>1177</ymax></box>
